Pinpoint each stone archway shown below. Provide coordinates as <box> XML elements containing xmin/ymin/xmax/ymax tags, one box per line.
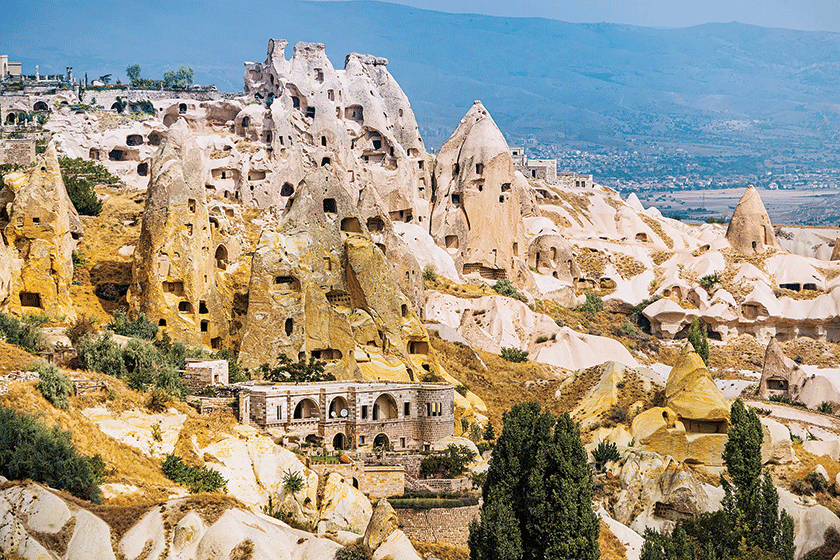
<box><xmin>373</xmin><ymin>433</ymin><xmax>389</xmax><ymax>450</ymax></box>
<box><xmin>333</xmin><ymin>433</ymin><xmax>347</xmax><ymax>451</ymax></box>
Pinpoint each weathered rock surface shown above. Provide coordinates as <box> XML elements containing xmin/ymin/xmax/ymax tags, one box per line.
<box><xmin>0</xmin><ymin>143</ymin><xmax>79</xmax><ymax>319</ymax></box>
<box><xmin>726</xmin><ymin>185</ymin><xmax>779</xmax><ymax>255</ymax></box>
<box><xmin>759</xmin><ymin>336</ymin><xmax>806</xmax><ymax>400</ymax></box>
<box><xmin>760</xmin><ymin>416</ymin><xmax>797</xmax><ymax>464</ymax></box>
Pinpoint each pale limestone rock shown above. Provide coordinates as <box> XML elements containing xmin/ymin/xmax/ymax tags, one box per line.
<box><xmin>66</xmin><ymin>510</ymin><xmax>116</xmax><ymax>560</ymax></box>
<box><xmin>759</xmin><ymin>336</ymin><xmax>806</xmax><ymax>400</ymax></box>
<box><xmin>430</xmin><ymin>101</ymin><xmax>528</xmax><ymax>280</ymax></box>
<box><xmin>725</xmin><ymin>185</ymin><xmax>778</xmax><ymax>255</ymax></box>
<box><xmin>317</xmin><ymin>472</ymin><xmax>373</xmax><ymax>534</ymax></box>
<box><xmin>372</xmin><ymin>529</ymin><xmax>423</xmax><ymax>560</ymax></box>
<box><xmin>120</xmin><ymin>509</ymin><xmax>165</xmax><ymax>560</ymax></box>
<box><xmin>81</xmin><ymin>407</ymin><xmax>186</xmax><ymax>458</ymax></box>
<box><xmin>0</xmin><ymin>143</ymin><xmax>78</xmax><ymax>319</ymax></box>
<box><xmin>803</xmin><ymin>439</ymin><xmax>840</xmax><ymax>461</ymax></box>
<box><xmin>760</xmin><ymin>417</ymin><xmax>797</xmax><ymax>464</ymax></box>
<box><xmin>363</xmin><ymin>498</ymin><xmax>400</xmax><ymax>552</ymax></box>
<box><xmin>815</xmin><ymin>464</ymin><xmax>830</xmax><ymax>483</ymax></box>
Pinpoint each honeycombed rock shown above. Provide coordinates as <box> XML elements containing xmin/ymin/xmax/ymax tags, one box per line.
<box><xmin>0</xmin><ymin>142</ymin><xmax>80</xmax><ymax>319</ymax></box>
<box><xmin>128</xmin><ymin>119</ymin><xmax>231</xmax><ymax>347</ymax></box>
<box><xmin>726</xmin><ymin>185</ymin><xmax>779</xmax><ymax>255</ymax></box>
<box><xmin>430</xmin><ymin>101</ymin><xmax>528</xmax><ymax>281</ymax></box>
<box><xmin>758</xmin><ymin>336</ymin><xmax>806</xmax><ymax>400</ymax></box>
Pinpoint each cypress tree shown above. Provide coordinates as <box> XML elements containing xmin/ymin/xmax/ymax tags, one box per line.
<box><xmin>687</xmin><ymin>318</ymin><xmax>710</xmax><ymax>364</ymax></box>
<box><xmin>469</xmin><ymin>402</ymin><xmax>599</xmax><ymax>560</ymax></box>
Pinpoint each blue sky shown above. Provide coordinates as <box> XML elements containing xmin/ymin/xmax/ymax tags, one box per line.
<box><xmin>320</xmin><ymin>0</ymin><xmax>840</xmax><ymax>31</ymax></box>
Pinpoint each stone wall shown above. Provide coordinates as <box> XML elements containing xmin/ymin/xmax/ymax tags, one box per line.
<box><xmin>0</xmin><ymin>139</ymin><xmax>35</xmax><ymax>166</ymax></box>
<box><xmin>309</xmin><ymin>461</ymin><xmax>404</xmax><ymax>499</ymax></box>
<box><xmin>397</xmin><ymin>504</ymin><xmax>480</xmax><ymax>547</ymax></box>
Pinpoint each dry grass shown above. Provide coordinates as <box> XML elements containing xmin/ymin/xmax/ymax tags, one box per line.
<box><xmin>781</xmin><ymin>338</ymin><xmax>840</xmax><ymax>368</ymax></box>
<box><xmin>773</xmin><ymin>445</ymin><xmax>840</xmax><ymax>512</ymax></box>
<box><xmin>615</xmin><ymin>254</ymin><xmax>646</xmax><ymax>278</ymax></box>
<box><xmin>0</xmin><ymin>340</ymin><xmax>40</xmax><ymax>374</ymax></box>
<box><xmin>706</xmin><ymin>335</ymin><xmax>765</xmax><ymax>373</ymax></box>
<box><xmin>599</xmin><ymin>520</ymin><xmax>628</xmax><ymax>560</ymax></box>
<box><xmin>538</xmin><ymin>208</ymin><xmax>573</xmax><ymax>228</ymax></box>
<box><xmin>641</xmin><ymin>215</ymin><xmax>673</xmax><ymax>249</ymax></box>
<box><xmin>575</xmin><ymin>247</ymin><xmax>610</xmax><ymax>279</ymax></box>
<box><xmin>424</xmin><ymin>276</ymin><xmax>495</xmax><ymax>299</ymax></box>
<box><xmin>411</xmin><ymin>541</ymin><xmax>470</xmax><ymax>560</ymax></box>
<box><xmin>651</xmin><ymin>251</ymin><xmax>672</xmax><ymax>266</ymax></box>
<box><xmin>173</xmin><ymin>411</ymin><xmax>239</xmax><ymax>465</ymax></box>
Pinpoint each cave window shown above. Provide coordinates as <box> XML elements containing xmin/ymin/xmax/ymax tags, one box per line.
<box><xmin>265</xmin><ymin>132</ymin><xmax>272</xmax><ymax>143</ymax></box>
<box><xmin>188</xmin><ymin>199</ymin><xmax>196</xmax><ymax>212</ymax></box>
<box><xmin>274</xmin><ymin>276</ymin><xmax>300</xmax><ymax>291</ymax></box>
<box><xmin>314</xmin><ymin>68</ymin><xmax>324</xmax><ymax>83</ymax></box>
<box><xmin>752</xmin><ymin>241</ymin><xmax>757</xmax><ymax>250</ymax></box>
<box><xmin>126</xmin><ymin>134</ymin><xmax>143</xmax><ymax>146</ymax></box>
<box><xmin>32</xmin><ymin>217</ymin><xmax>40</xmax><ymax>224</ymax></box>
<box><xmin>445</xmin><ymin>235</ymin><xmax>459</xmax><ymax>249</ymax></box>
<box><xmin>137</xmin><ymin>162</ymin><xmax>148</xmax><ymax>176</ymax></box>
<box><xmin>408</xmin><ymin>341</ymin><xmax>429</xmax><ymax>355</ymax></box>
<box><xmin>285</xmin><ymin>318</ymin><xmax>293</xmax><ymax>336</ymax></box>
<box><xmin>513</xmin><ymin>242</ymin><xmax>519</xmax><ymax>256</ymax></box>
<box><xmin>451</xmin><ymin>194</ymin><xmax>461</xmax><ymax>205</ymax></box>
<box><xmin>499</xmin><ymin>195</ymin><xmax>505</xmax><ymax>203</ymax></box>
<box><xmin>200</xmin><ymin>320</ymin><xmax>209</xmax><ymax>333</ymax></box>
<box><xmin>476</xmin><ymin>163</ymin><xmax>484</xmax><ymax>174</ymax></box>
<box><xmin>158</xmin><ymin>319</ymin><xmax>167</xmax><ymax>326</ymax></box>
<box><xmin>108</xmin><ymin>149</ymin><xmax>126</xmax><ymax>161</ymax></box>
<box><xmin>291</xmin><ymin>96</ymin><xmax>300</xmax><ymax>109</ymax></box>
<box><xmin>453</xmin><ymin>163</ymin><xmax>460</xmax><ymax>175</ymax></box>
<box><xmin>367</xmin><ymin>216</ymin><xmax>385</xmax><ymax>232</ymax></box>
<box><xmin>178</xmin><ymin>103</ymin><xmax>187</xmax><ymax>114</ymax></box>
<box><xmin>199</xmin><ymin>301</ymin><xmax>208</xmax><ymax>314</ymax></box>
<box><xmin>323</xmin><ymin>198</ymin><xmax>336</xmax><ymax>213</ymax></box>
<box><xmin>320</xmin><ymin>157</ymin><xmax>330</xmax><ymax>167</ymax></box>
<box><xmin>241</xmin><ymin>116</ymin><xmax>250</xmax><ymax>129</ymax></box>
<box><xmin>185</xmin><ymin>223</ymin><xmax>193</xmax><ymax>235</ymax></box>
<box><xmin>89</xmin><ymin>148</ymin><xmax>100</xmax><ymax>160</ymax></box>
<box><xmin>306</xmin><ymin>107</ymin><xmax>316</xmax><ymax>119</ymax></box>
<box><xmin>148</xmin><ymin>133</ymin><xmax>161</xmax><ymax>146</ymax></box>
<box><xmin>340</xmin><ymin>217</ymin><xmax>362</xmax><ymax>233</ymax></box>
<box><xmin>372</xmin><ymin>139</ymin><xmax>382</xmax><ymax>150</ymax></box>
<box><xmin>401</xmin><ymin>304</ymin><xmax>409</xmax><ymax>317</ymax></box>
<box><xmin>281</xmin><ymin>183</ymin><xmax>294</xmax><ymax>197</ymax></box>
<box><xmin>321</xmin><ymin>136</ymin><xmax>327</xmax><ymax>147</ymax></box>
<box><xmin>19</xmin><ymin>292</ymin><xmax>41</xmax><ymax>308</ymax></box>
<box><xmin>418</xmin><ymin>160</ymin><xmax>424</xmax><ymax>170</ymax></box>
<box><xmin>501</xmin><ymin>183</ymin><xmax>511</xmax><ymax>192</ymax></box>
<box><xmin>211</xmin><ymin>337</ymin><xmax>222</xmax><ymax>349</ymax></box>
<box><xmin>178</xmin><ymin>301</ymin><xmax>194</xmax><ymax>313</ymax></box>
<box><xmin>361</xmin><ymin>405</ymin><xmax>368</xmax><ymax>419</ymax></box>
<box><xmin>215</xmin><ymin>245</ymin><xmax>228</xmax><ymax>270</ymax></box>
<box><xmin>404</xmin><ymin>402</ymin><xmax>410</xmax><ymax>416</ymax></box>
<box><xmin>324</xmin><ymin>257</ymin><xmax>332</xmax><ymax>271</ymax></box>
<box><xmin>327</xmin><ymin>89</ymin><xmax>335</xmax><ymax>101</ymax></box>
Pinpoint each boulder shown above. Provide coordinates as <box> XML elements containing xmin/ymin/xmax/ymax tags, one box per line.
<box><xmin>363</xmin><ymin>498</ymin><xmax>400</xmax><ymax>552</ymax></box>
<box><xmin>725</xmin><ymin>185</ymin><xmax>778</xmax><ymax>255</ymax></box>
<box><xmin>803</xmin><ymin>439</ymin><xmax>840</xmax><ymax>462</ymax></box>
<box><xmin>317</xmin><ymin>472</ymin><xmax>373</xmax><ymax>534</ymax></box>
<box><xmin>760</xmin><ymin>417</ymin><xmax>797</xmax><ymax>464</ymax></box>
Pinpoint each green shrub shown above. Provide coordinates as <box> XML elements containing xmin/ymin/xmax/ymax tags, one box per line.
<box><xmin>422</xmin><ymin>264</ymin><xmax>437</xmax><ymax>282</ymax></box>
<box><xmin>791</xmin><ymin>471</ymin><xmax>828</xmax><ymax>496</ymax></box>
<box><xmin>0</xmin><ymin>406</ymin><xmax>103</xmax><ymax>502</ymax></box>
<box><xmin>72</xmin><ymin>250</ymin><xmax>89</xmax><ymax>270</ymax></box>
<box><xmin>492</xmin><ymin>279</ymin><xmax>528</xmax><ymax>303</ymax></box>
<box><xmin>282</xmin><ymin>468</ymin><xmax>306</xmax><ymax>493</ymax></box>
<box><xmin>161</xmin><ymin>454</ymin><xmax>227</xmax><ymax>493</ymax></box>
<box><xmin>107</xmin><ymin>309</ymin><xmax>158</xmax><ymax>339</ymax></box>
<box><xmin>265</xmin><ymin>354</ymin><xmax>334</xmax><ymax>383</ymax></box>
<box><xmin>618</xmin><ymin>321</ymin><xmax>639</xmax><ymax>337</ymax></box>
<box><xmin>817</xmin><ymin>401</ymin><xmax>834</xmax><ymax>414</ymax></box>
<box><xmin>578</xmin><ymin>291</ymin><xmax>603</xmax><ymax>316</ymax></box>
<box><xmin>335</xmin><ymin>543</ymin><xmax>371</xmax><ymax>560</ymax></box>
<box><xmin>77</xmin><ymin>332</ymin><xmax>128</xmax><ymax>377</ymax></box>
<box><xmin>147</xmin><ymin>388</ymin><xmax>173</xmax><ymax>413</ymax></box>
<box><xmin>419</xmin><ymin>444</ymin><xmax>476</xmax><ymax>479</ymax></box>
<box><xmin>34</xmin><ymin>360</ymin><xmax>73</xmax><ymax>409</ymax></box>
<box><xmin>535</xmin><ymin>335</ymin><xmax>549</xmax><ymax>343</ymax></box>
<box><xmin>0</xmin><ymin>313</ymin><xmax>47</xmax><ymax>353</ymax></box>
<box><xmin>699</xmin><ymin>273</ymin><xmax>722</xmax><ymax>291</ymax></box>
<box><xmin>591</xmin><ymin>441</ymin><xmax>621</xmax><ymax>467</ymax></box>
<box><xmin>455</xmin><ymin>384</ymin><xmax>469</xmax><ymax>396</ymax></box>
<box><xmin>389</xmin><ymin>496</ymin><xmax>480</xmax><ymax>509</ymax></box>
<box><xmin>687</xmin><ymin>317</ymin><xmax>709</xmax><ymax>364</ymax></box>
<box><xmin>65</xmin><ymin>314</ymin><xmax>98</xmax><ymax>346</ymax></box>
<box><xmin>769</xmin><ymin>394</ymin><xmax>807</xmax><ymax>408</ymax></box>
<box><xmin>500</xmin><ymin>347</ymin><xmax>528</xmax><ymax>363</ymax></box>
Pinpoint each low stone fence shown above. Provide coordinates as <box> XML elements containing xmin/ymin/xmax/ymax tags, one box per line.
<box><xmin>396</xmin><ymin>504</ymin><xmax>480</xmax><ymax>547</ymax></box>
<box><xmin>187</xmin><ymin>396</ymin><xmax>236</xmax><ymax>415</ymax></box>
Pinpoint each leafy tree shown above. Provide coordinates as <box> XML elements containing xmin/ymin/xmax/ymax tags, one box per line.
<box><xmin>163</xmin><ymin>65</ymin><xmax>195</xmax><ymax>90</ymax></box>
<box><xmin>0</xmin><ymin>406</ymin><xmax>103</xmax><ymax>502</ymax></box>
<box><xmin>107</xmin><ymin>309</ymin><xmax>158</xmax><ymax>339</ymax></box>
<box><xmin>469</xmin><ymin>402</ymin><xmax>599</xmax><ymax>560</ymax></box>
<box><xmin>578</xmin><ymin>291</ymin><xmax>604</xmax><ymax>316</ymax></box>
<box><xmin>687</xmin><ymin>318</ymin><xmax>709</xmax><ymax>364</ymax></box>
<box><xmin>77</xmin><ymin>332</ymin><xmax>128</xmax><ymax>377</ymax></box>
<box><xmin>500</xmin><ymin>347</ymin><xmax>529</xmax><ymax>363</ymax></box>
<box><xmin>35</xmin><ymin>112</ymin><xmax>48</xmax><ymax>126</ymax></box>
<box><xmin>98</xmin><ymin>74</ymin><xmax>112</xmax><ymax>84</ymax></box>
<box><xmin>265</xmin><ymin>354</ymin><xmax>334</xmax><ymax>383</ymax></box>
<box><xmin>483</xmin><ymin>421</ymin><xmax>496</xmax><ymax>442</ymax></box>
<box><xmin>34</xmin><ymin>359</ymin><xmax>73</xmax><ymax>409</ymax></box>
<box><xmin>126</xmin><ymin>63</ymin><xmax>141</xmax><ymax>85</ymax></box>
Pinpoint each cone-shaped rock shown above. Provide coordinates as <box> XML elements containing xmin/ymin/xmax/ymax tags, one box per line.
<box><xmin>831</xmin><ymin>237</ymin><xmax>840</xmax><ymax>261</ymax></box>
<box><xmin>1</xmin><ymin>142</ymin><xmax>80</xmax><ymax>319</ymax></box>
<box><xmin>725</xmin><ymin>185</ymin><xmax>778</xmax><ymax>255</ymax></box>
<box><xmin>430</xmin><ymin>100</ymin><xmax>527</xmax><ymax>278</ymax></box>
<box><xmin>128</xmin><ymin>119</ymin><xmax>229</xmax><ymax>346</ymax></box>
<box><xmin>759</xmin><ymin>336</ymin><xmax>805</xmax><ymax>400</ymax></box>
<box><xmin>665</xmin><ymin>344</ymin><xmax>730</xmax><ymax>423</ymax></box>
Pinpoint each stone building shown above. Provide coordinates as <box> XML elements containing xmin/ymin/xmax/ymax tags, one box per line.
<box><xmin>523</xmin><ymin>159</ymin><xmax>557</xmax><ymax>183</ymax></box>
<box><xmin>237</xmin><ymin>381</ymin><xmax>454</xmax><ymax>452</ymax></box>
<box><xmin>556</xmin><ymin>172</ymin><xmax>594</xmax><ymax>189</ymax></box>
<box><xmin>182</xmin><ymin>359</ymin><xmax>229</xmax><ymax>392</ymax></box>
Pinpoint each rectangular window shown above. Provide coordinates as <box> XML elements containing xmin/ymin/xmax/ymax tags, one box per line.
<box><xmin>361</xmin><ymin>405</ymin><xmax>368</xmax><ymax>419</ymax></box>
<box><xmin>400</xmin><ymin>437</ymin><xmax>406</xmax><ymax>448</ymax></box>
<box><xmin>359</xmin><ymin>435</ymin><xmax>365</xmax><ymax>445</ymax></box>
<box><xmin>404</xmin><ymin>402</ymin><xmax>410</xmax><ymax>416</ymax></box>
<box><xmin>426</xmin><ymin>403</ymin><xmax>431</xmax><ymax>416</ymax></box>
<box><xmin>277</xmin><ymin>405</ymin><xmax>281</xmax><ymax>420</ymax></box>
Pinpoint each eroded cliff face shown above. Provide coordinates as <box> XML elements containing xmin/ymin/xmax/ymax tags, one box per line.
<box><xmin>238</xmin><ymin>169</ymin><xmax>433</xmax><ymax>383</ymax></box>
<box><xmin>0</xmin><ymin>143</ymin><xmax>79</xmax><ymax>319</ymax></box>
<box><xmin>128</xmin><ymin>119</ymin><xmax>231</xmax><ymax>347</ymax></box>
<box><xmin>430</xmin><ymin>101</ymin><xmax>528</xmax><ymax>281</ymax></box>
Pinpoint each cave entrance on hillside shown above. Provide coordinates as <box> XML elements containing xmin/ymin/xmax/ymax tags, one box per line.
<box><xmin>215</xmin><ymin>245</ymin><xmax>228</xmax><ymax>270</ymax></box>
<box><xmin>19</xmin><ymin>292</ymin><xmax>42</xmax><ymax>308</ymax></box>
<box><xmin>767</xmin><ymin>379</ymin><xmax>789</xmax><ymax>391</ymax></box>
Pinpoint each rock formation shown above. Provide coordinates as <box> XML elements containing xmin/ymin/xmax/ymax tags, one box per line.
<box><xmin>758</xmin><ymin>336</ymin><xmax>806</xmax><ymax>400</ymax></box>
<box><xmin>128</xmin><ymin>119</ymin><xmax>230</xmax><ymax>347</ymax></box>
<box><xmin>831</xmin><ymin>237</ymin><xmax>840</xmax><ymax>261</ymax></box>
<box><xmin>238</xmin><ymin>168</ymin><xmax>433</xmax><ymax>382</ymax></box>
<box><xmin>726</xmin><ymin>185</ymin><xmax>778</xmax><ymax>255</ymax></box>
<box><xmin>430</xmin><ymin>101</ymin><xmax>528</xmax><ymax>280</ymax></box>
<box><xmin>632</xmin><ymin>344</ymin><xmax>730</xmax><ymax>465</ymax></box>
<box><xmin>0</xmin><ymin>143</ymin><xmax>80</xmax><ymax>319</ymax></box>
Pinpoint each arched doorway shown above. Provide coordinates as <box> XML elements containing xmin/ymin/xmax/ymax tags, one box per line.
<box><xmin>214</xmin><ymin>245</ymin><xmax>228</xmax><ymax>270</ymax></box>
<box><xmin>373</xmin><ymin>394</ymin><xmax>397</xmax><ymax>420</ymax></box>
<box><xmin>373</xmin><ymin>433</ymin><xmax>389</xmax><ymax>450</ymax></box>
<box><xmin>33</xmin><ymin>101</ymin><xmax>49</xmax><ymax>112</ymax></box>
<box><xmin>329</xmin><ymin>396</ymin><xmax>349</xmax><ymax>419</ymax></box>
<box><xmin>293</xmin><ymin>398</ymin><xmax>319</xmax><ymax>420</ymax></box>
<box><xmin>333</xmin><ymin>433</ymin><xmax>346</xmax><ymax>450</ymax></box>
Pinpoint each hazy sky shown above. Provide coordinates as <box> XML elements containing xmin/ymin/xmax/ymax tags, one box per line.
<box><xmin>322</xmin><ymin>0</ymin><xmax>840</xmax><ymax>32</ymax></box>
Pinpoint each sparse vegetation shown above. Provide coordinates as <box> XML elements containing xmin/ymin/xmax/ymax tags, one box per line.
<box><xmin>500</xmin><ymin>347</ymin><xmax>528</xmax><ymax>363</ymax></box>
<box><xmin>592</xmin><ymin>441</ymin><xmax>621</xmax><ymax>468</ymax></box>
<box><xmin>162</xmin><ymin>453</ymin><xmax>227</xmax><ymax>493</ymax></box>
<box><xmin>282</xmin><ymin>468</ymin><xmax>305</xmax><ymax>493</ymax></box>
<box><xmin>34</xmin><ymin>359</ymin><xmax>72</xmax><ymax>409</ymax></box>
<box><xmin>769</xmin><ymin>394</ymin><xmax>807</xmax><ymax>408</ymax></box>
<box><xmin>791</xmin><ymin>470</ymin><xmax>828</xmax><ymax>496</ymax></box>
<box><xmin>422</xmin><ymin>264</ymin><xmax>437</xmax><ymax>282</ymax></box>
<box><xmin>699</xmin><ymin>272</ymin><xmax>721</xmax><ymax>291</ymax></box>
<box><xmin>334</xmin><ymin>543</ymin><xmax>371</xmax><ymax>560</ymax></box>
<box><xmin>65</xmin><ymin>314</ymin><xmax>98</xmax><ymax>346</ymax></box>
<box><xmin>535</xmin><ymin>335</ymin><xmax>549</xmax><ymax>343</ymax></box>
<box><xmin>0</xmin><ymin>312</ymin><xmax>47</xmax><ymax>353</ymax></box>
<box><xmin>107</xmin><ymin>309</ymin><xmax>158</xmax><ymax>339</ymax></box>
<box><xmin>578</xmin><ymin>291</ymin><xmax>604</xmax><ymax>316</ymax></box>
<box><xmin>455</xmin><ymin>383</ymin><xmax>469</xmax><ymax>396</ymax></box>
<box><xmin>817</xmin><ymin>401</ymin><xmax>834</xmax><ymax>414</ymax></box>
<box><xmin>262</xmin><ymin>354</ymin><xmax>335</xmax><ymax>383</ymax></box>
<box><xmin>0</xmin><ymin>405</ymin><xmax>103</xmax><ymax>503</ymax></box>
<box><xmin>58</xmin><ymin>156</ymin><xmax>119</xmax><ymax>216</ymax></box>
<box><xmin>492</xmin><ymin>279</ymin><xmax>528</xmax><ymax>303</ymax></box>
